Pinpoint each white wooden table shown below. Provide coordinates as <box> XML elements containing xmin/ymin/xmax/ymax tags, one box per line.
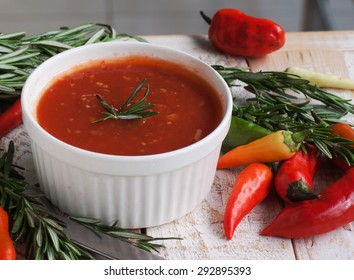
<box><xmin>3</xmin><ymin>31</ymin><xmax>354</xmax><ymax>260</ymax></box>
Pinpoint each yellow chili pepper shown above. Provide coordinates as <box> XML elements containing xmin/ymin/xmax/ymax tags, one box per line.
<box><xmin>217</xmin><ymin>130</ymin><xmax>306</xmax><ymax>169</ymax></box>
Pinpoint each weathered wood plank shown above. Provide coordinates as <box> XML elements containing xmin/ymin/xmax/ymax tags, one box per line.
<box><xmin>282</xmin><ymin>31</ymin><xmax>354</xmax><ymax>51</ymax></box>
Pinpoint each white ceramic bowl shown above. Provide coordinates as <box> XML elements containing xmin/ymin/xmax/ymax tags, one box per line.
<box><xmin>21</xmin><ymin>41</ymin><xmax>232</xmax><ymax>228</ymax></box>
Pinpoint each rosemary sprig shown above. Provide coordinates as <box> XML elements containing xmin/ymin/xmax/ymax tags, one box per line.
<box><xmin>0</xmin><ymin>23</ymin><xmax>147</xmax><ymax>104</ymax></box>
<box><xmin>213</xmin><ymin>65</ymin><xmax>354</xmax><ymax>165</ymax></box>
<box><xmin>92</xmin><ymin>78</ymin><xmax>158</xmax><ymax>123</ymax></box>
<box><xmin>70</xmin><ymin>216</ymin><xmax>180</xmax><ymax>252</ymax></box>
<box><xmin>213</xmin><ymin>65</ymin><xmax>354</xmax><ymax>115</ymax></box>
<box><xmin>0</xmin><ymin>141</ymin><xmax>175</xmax><ymax>259</ymax></box>
<box><xmin>0</xmin><ymin>142</ymin><xmax>89</xmax><ymax>259</ymax></box>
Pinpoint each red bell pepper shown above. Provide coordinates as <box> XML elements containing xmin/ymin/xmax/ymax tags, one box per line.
<box><xmin>261</xmin><ymin>167</ymin><xmax>354</xmax><ymax>238</ymax></box>
<box><xmin>200</xmin><ymin>9</ymin><xmax>285</xmax><ymax>57</ymax></box>
<box><xmin>224</xmin><ymin>163</ymin><xmax>273</xmax><ymax>240</ymax></box>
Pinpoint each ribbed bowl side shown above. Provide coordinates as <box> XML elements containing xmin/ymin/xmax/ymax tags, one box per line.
<box><xmin>30</xmin><ymin>141</ymin><xmax>221</xmax><ymax>228</ymax></box>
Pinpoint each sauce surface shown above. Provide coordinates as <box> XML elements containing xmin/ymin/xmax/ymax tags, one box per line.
<box><xmin>36</xmin><ymin>56</ymin><xmax>222</xmax><ymax>156</ymax></box>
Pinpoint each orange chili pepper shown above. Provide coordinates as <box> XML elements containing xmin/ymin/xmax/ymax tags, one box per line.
<box><xmin>331</xmin><ymin>123</ymin><xmax>354</xmax><ymax>145</ymax></box>
<box><xmin>224</xmin><ymin>163</ymin><xmax>273</xmax><ymax>240</ymax></box>
<box><xmin>331</xmin><ymin>123</ymin><xmax>354</xmax><ymax>170</ymax></box>
<box><xmin>217</xmin><ymin>130</ymin><xmax>306</xmax><ymax>169</ymax></box>
<box><xmin>0</xmin><ymin>206</ymin><xmax>16</xmax><ymax>260</ymax></box>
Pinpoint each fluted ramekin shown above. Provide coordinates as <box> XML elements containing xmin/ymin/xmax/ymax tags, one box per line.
<box><xmin>21</xmin><ymin>41</ymin><xmax>232</xmax><ymax>228</ymax></box>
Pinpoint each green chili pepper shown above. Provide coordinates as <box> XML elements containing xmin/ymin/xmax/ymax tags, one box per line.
<box><xmin>222</xmin><ymin>116</ymin><xmax>272</xmax><ymax>153</ymax></box>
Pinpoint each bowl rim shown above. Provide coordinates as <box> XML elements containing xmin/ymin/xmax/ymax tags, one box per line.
<box><xmin>21</xmin><ymin>41</ymin><xmax>232</xmax><ymax>171</ymax></box>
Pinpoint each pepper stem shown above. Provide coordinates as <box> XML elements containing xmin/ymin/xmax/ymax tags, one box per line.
<box><xmin>283</xmin><ymin>130</ymin><xmax>311</xmax><ymax>153</ymax></box>
<box><xmin>292</xmin><ymin>130</ymin><xmax>311</xmax><ymax>143</ymax></box>
<box><xmin>200</xmin><ymin>11</ymin><xmax>212</xmax><ymax>25</ymax></box>
<box><xmin>286</xmin><ymin>180</ymin><xmax>318</xmax><ymax>202</ymax></box>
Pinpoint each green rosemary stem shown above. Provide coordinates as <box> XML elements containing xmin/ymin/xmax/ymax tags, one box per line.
<box><xmin>70</xmin><ymin>216</ymin><xmax>181</xmax><ymax>252</ymax></box>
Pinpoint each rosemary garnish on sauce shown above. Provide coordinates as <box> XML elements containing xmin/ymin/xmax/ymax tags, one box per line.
<box><xmin>0</xmin><ymin>141</ymin><xmax>176</xmax><ymax>259</ymax></box>
<box><xmin>92</xmin><ymin>78</ymin><xmax>158</xmax><ymax>123</ymax></box>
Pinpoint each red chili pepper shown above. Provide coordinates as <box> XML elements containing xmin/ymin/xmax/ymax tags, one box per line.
<box><xmin>0</xmin><ymin>98</ymin><xmax>23</xmax><ymax>138</ymax></box>
<box><xmin>200</xmin><ymin>9</ymin><xmax>285</xmax><ymax>57</ymax></box>
<box><xmin>0</xmin><ymin>206</ymin><xmax>16</xmax><ymax>260</ymax></box>
<box><xmin>274</xmin><ymin>144</ymin><xmax>319</xmax><ymax>203</ymax></box>
<box><xmin>224</xmin><ymin>163</ymin><xmax>273</xmax><ymax>240</ymax></box>
<box><xmin>261</xmin><ymin>167</ymin><xmax>354</xmax><ymax>238</ymax></box>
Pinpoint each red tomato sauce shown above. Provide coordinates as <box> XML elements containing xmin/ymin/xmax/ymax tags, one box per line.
<box><xmin>36</xmin><ymin>56</ymin><xmax>223</xmax><ymax>156</ymax></box>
